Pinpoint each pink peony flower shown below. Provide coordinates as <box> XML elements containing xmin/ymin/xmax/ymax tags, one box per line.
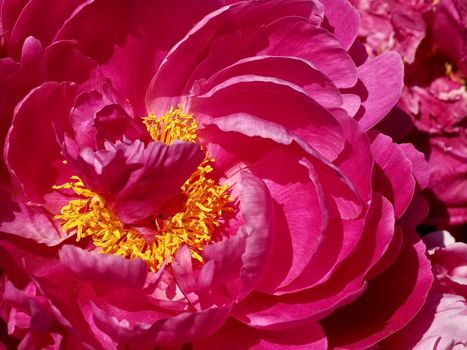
<box><xmin>353</xmin><ymin>0</ymin><xmax>467</xmax><ymax>229</ymax></box>
<box><xmin>0</xmin><ymin>0</ymin><xmax>433</xmax><ymax>348</ymax></box>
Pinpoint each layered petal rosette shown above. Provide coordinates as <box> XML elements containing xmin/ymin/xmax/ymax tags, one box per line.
<box><xmin>0</xmin><ymin>0</ymin><xmax>433</xmax><ymax>349</ymax></box>
<box><xmin>353</xmin><ymin>0</ymin><xmax>467</xmax><ymax>229</ymax></box>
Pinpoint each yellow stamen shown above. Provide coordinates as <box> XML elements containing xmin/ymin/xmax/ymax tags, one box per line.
<box><xmin>54</xmin><ymin>105</ymin><xmax>232</xmax><ymax>270</ymax></box>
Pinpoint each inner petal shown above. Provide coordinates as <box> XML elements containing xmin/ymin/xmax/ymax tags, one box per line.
<box><xmin>53</xmin><ymin>106</ymin><xmax>233</xmax><ymax>270</ymax></box>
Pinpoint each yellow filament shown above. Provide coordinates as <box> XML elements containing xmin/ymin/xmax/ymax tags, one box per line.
<box><xmin>54</xmin><ymin>106</ymin><xmax>232</xmax><ymax>270</ymax></box>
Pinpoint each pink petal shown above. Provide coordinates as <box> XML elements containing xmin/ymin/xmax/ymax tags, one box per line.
<box><xmin>354</xmin><ymin>52</ymin><xmax>404</xmax><ymax>131</ymax></box>
<box><xmin>320</xmin><ymin>0</ymin><xmax>360</xmax><ymax>50</ymax></box>
<box><xmin>147</xmin><ymin>0</ymin><xmax>323</xmax><ymax>113</ymax></box>
<box><xmin>191</xmin><ymin>75</ymin><xmax>346</xmax><ymax>161</ymax></box>
<box><xmin>59</xmin><ymin>245</ymin><xmax>147</xmax><ymax>288</ymax></box>
<box><xmin>193</xmin><ymin>318</ymin><xmax>328</xmax><ymax>350</ymax></box>
<box><xmin>321</xmin><ymin>229</ymin><xmax>433</xmax><ymax>349</ymax></box>
<box><xmin>256</xmin><ymin>17</ymin><xmax>358</xmax><ymax>88</ymax></box>
<box><xmin>370</xmin><ymin>132</ymin><xmax>416</xmax><ymax>218</ymax></box>
<box><xmin>196</xmin><ymin>55</ymin><xmax>343</xmax><ymax>110</ymax></box>
<box><xmin>5</xmin><ymin>82</ymin><xmax>77</xmax><ymax>202</ymax></box>
<box><xmin>66</xmin><ymin>139</ymin><xmax>203</xmax><ymax>224</ymax></box>
<box><xmin>10</xmin><ymin>0</ymin><xmax>89</xmax><ymax>49</ymax></box>
<box><xmin>91</xmin><ymin>302</ymin><xmax>231</xmax><ymax>346</ymax></box>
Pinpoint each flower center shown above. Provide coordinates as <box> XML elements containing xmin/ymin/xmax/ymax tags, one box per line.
<box><xmin>54</xmin><ymin>106</ymin><xmax>232</xmax><ymax>270</ymax></box>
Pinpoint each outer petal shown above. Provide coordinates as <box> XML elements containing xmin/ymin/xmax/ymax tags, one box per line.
<box><xmin>91</xmin><ymin>302</ymin><xmax>231</xmax><ymax>347</ymax></box>
<box><xmin>353</xmin><ymin>52</ymin><xmax>404</xmax><ymax>131</ymax></box>
<box><xmin>192</xmin><ymin>318</ymin><xmax>328</xmax><ymax>350</ymax></box>
<box><xmin>320</xmin><ymin>0</ymin><xmax>359</xmax><ymax>50</ymax></box>
<box><xmin>5</xmin><ymin>82</ymin><xmax>78</xmax><ymax>202</ymax></box>
<box><xmin>321</xmin><ymin>229</ymin><xmax>433</xmax><ymax>349</ymax></box>
<box><xmin>370</xmin><ymin>132</ymin><xmax>415</xmax><ymax>219</ymax></box>
<box><xmin>59</xmin><ymin>245</ymin><xmax>147</xmax><ymax>288</ymax></box>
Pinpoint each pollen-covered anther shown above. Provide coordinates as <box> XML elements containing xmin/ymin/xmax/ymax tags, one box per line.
<box><xmin>54</xmin><ymin>106</ymin><xmax>232</xmax><ymax>270</ymax></box>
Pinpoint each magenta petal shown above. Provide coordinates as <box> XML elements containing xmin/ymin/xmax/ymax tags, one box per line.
<box><xmin>370</xmin><ymin>132</ymin><xmax>416</xmax><ymax>219</ymax></box>
<box><xmin>247</xmin><ymin>149</ymin><xmax>328</xmax><ymax>293</ymax></box>
<box><xmin>10</xmin><ymin>0</ymin><xmax>89</xmax><ymax>49</ymax></box>
<box><xmin>257</xmin><ymin>17</ymin><xmax>358</xmax><ymax>88</ymax></box>
<box><xmin>91</xmin><ymin>302</ymin><xmax>231</xmax><ymax>346</ymax></box>
<box><xmin>193</xmin><ymin>318</ymin><xmax>328</xmax><ymax>350</ymax></box>
<box><xmin>0</xmin><ymin>189</ymin><xmax>66</xmax><ymax>245</ymax></box>
<box><xmin>198</xmin><ymin>171</ymin><xmax>275</xmax><ymax>301</ymax></box>
<box><xmin>398</xmin><ymin>142</ymin><xmax>430</xmax><ymax>189</ymax></box>
<box><xmin>5</xmin><ymin>82</ymin><xmax>77</xmax><ymax>202</ymax></box>
<box><xmin>67</xmin><ymin>139</ymin><xmax>204</xmax><ymax>224</ymax></box>
<box><xmin>20</xmin><ymin>36</ymin><xmax>43</xmax><ymax>67</ymax></box>
<box><xmin>191</xmin><ymin>75</ymin><xmax>346</xmax><ymax>160</ymax></box>
<box><xmin>41</xmin><ymin>40</ymin><xmax>96</xmax><ymax>84</ymax></box>
<box><xmin>320</xmin><ymin>0</ymin><xmax>359</xmax><ymax>50</ymax></box>
<box><xmin>321</xmin><ymin>229</ymin><xmax>433</xmax><ymax>349</ymax></box>
<box><xmin>59</xmin><ymin>245</ymin><xmax>147</xmax><ymax>288</ymax></box>
<box><xmin>354</xmin><ymin>52</ymin><xmax>404</xmax><ymax>131</ymax></box>
<box><xmin>197</xmin><ymin>55</ymin><xmax>343</xmax><ymax>110</ymax></box>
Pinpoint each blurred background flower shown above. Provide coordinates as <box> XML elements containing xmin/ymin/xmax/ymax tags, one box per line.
<box><xmin>352</xmin><ymin>0</ymin><xmax>467</xmax><ymax>238</ymax></box>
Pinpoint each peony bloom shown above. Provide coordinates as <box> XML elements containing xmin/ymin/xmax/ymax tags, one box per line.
<box><xmin>352</xmin><ymin>0</ymin><xmax>467</xmax><ymax>229</ymax></box>
<box><xmin>1</xmin><ymin>0</ymin><xmax>433</xmax><ymax>349</ymax></box>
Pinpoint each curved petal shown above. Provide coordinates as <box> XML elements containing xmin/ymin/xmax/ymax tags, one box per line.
<box><xmin>92</xmin><ymin>301</ymin><xmax>231</xmax><ymax>346</ymax></box>
<box><xmin>191</xmin><ymin>75</ymin><xmax>346</xmax><ymax>161</ymax></box>
<box><xmin>5</xmin><ymin>82</ymin><xmax>78</xmax><ymax>202</ymax></box>
<box><xmin>197</xmin><ymin>55</ymin><xmax>343</xmax><ymax>110</ymax></box>
<box><xmin>321</xmin><ymin>229</ymin><xmax>433</xmax><ymax>349</ymax></box>
<box><xmin>66</xmin><ymin>139</ymin><xmax>204</xmax><ymax>224</ymax></box>
<box><xmin>370</xmin><ymin>131</ymin><xmax>416</xmax><ymax>219</ymax></box>
<box><xmin>255</xmin><ymin>17</ymin><xmax>358</xmax><ymax>88</ymax></box>
<box><xmin>320</xmin><ymin>0</ymin><xmax>360</xmax><ymax>50</ymax></box>
<box><xmin>59</xmin><ymin>245</ymin><xmax>147</xmax><ymax>288</ymax></box>
<box><xmin>193</xmin><ymin>318</ymin><xmax>328</xmax><ymax>350</ymax></box>
<box><xmin>353</xmin><ymin>52</ymin><xmax>404</xmax><ymax>131</ymax></box>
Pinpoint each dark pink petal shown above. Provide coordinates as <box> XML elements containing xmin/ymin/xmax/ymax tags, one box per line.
<box><xmin>353</xmin><ymin>52</ymin><xmax>404</xmax><ymax>131</ymax></box>
<box><xmin>20</xmin><ymin>36</ymin><xmax>43</xmax><ymax>67</ymax></box>
<box><xmin>59</xmin><ymin>245</ymin><xmax>147</xmax><ymax>288</ymax></box>
<box><xmin>5</xmin><ymin>82</ymin><xmax>77</xmax><ymax>202</ymax></box>
<box><xmin>147</xmin><ymin>0</ymin><xmax>322</xmax><ymax>113</ymax></box>
<box><xmin>370</xmin><ymin>132</ymin><xmax>415</xmax><ymax>219</ymax></box>
<box><xmin>321</xmin><ymin>229</ymin><xmax>433</xmax><ymax>349</ymax></box>
<box><xmin>10</xmin><ymin>0</ymin><xmax>90</xmax><ymax>50</ymax></box>
<box><xmin>233</xmin><ymin>193</ymin><xmax>395</xmax><ymax>329</ymax></box>
<box><xmin>244</xmin><ymin>149</ymin><xmax>327</xmax><ymax>293</ymax></box>
<box><xmin>67</xmin><ymin>82</ymin><xmax>144</xmax><ymax>150</ymax></box>
<box><xmin>41</xmin><ymin>40</ymin><xmax>96</xmax><ymax>84</ymax></box>
<box><xmin>191</xmin><ymin>75</ymin><xmax>346</xmax><ymax>161</ymax></box>
<box><xmin>256</xmin><ymin>17</ymin><xmax>358</xmax><ymax>88</ymax></box>
<box><xmin>320</xmin><ymin>0</ymin><xmax>359</xmax><ymax>50</ymax></box>
<box><xmin>178</xmin><ymin>171</ymin><xmax>275</xmax><ymax>304</ymax></box>
<box><xmin>332</xmin><ymin>108</ymin><xmax>373</xmax><ymax>204</ymax></box>
<box><xmin>398</xmin><ymin>142</ymin><xmax>430</xmax><ymax>189</ymax></box>
<box><xmin>66</xmin><ymin>139</ymin><xmax>203</xmax><ymax>224</ymax></box>
<box><xmin>381</xmin><ymin>292</ymin><xmax>467</xmax><ymax>350</ymax></box>
<box><xmin>0</xmin><ymin>187</ymin><xmax>66</xmax><ymax>245</ymax></box>
<box><xmin>196</xmin><ymin>55</ymin><xmax>343</xmax><ymax>110</ymax></box>
<box><xmin>426</xmin><ymin>135</ymin><xmax>467</xmax><ymax>226</ymax></box>
<box><xmin>92</xmin><ymin>302</ymin><xmax>231</xmax><ymax>346</ymax></box>
<box><xmin>193</xmin><ymin>318</ymin><xmax>327</xmax><ymax>350</ymax></box>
